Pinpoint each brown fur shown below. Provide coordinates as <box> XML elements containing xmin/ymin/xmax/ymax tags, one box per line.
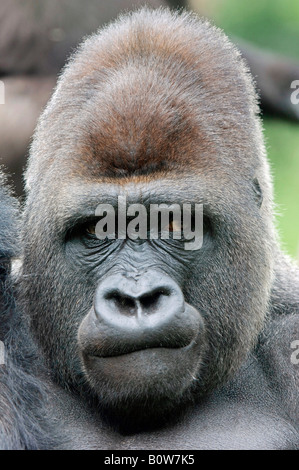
<box><xmin>26</xmin><ymin>9</ymin><xmax>263</xmax><ymax>191</ymax></box>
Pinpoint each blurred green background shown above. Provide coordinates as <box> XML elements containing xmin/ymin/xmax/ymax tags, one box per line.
<box><xmin>192</xmin><ymin>0</ymin><xmax>299</xmax><ymax>259</ymax></box>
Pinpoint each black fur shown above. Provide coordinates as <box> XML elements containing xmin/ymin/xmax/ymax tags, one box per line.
<box><xmin>0</xmin><ymin>175</ymin><xmax>60</xmax><ymax>449</ymax></box>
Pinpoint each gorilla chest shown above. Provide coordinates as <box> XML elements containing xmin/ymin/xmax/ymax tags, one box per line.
<box><xmin>55</xmin><ymin>393</ymin><xmax>298</xmax><ymax>450</ymax></box>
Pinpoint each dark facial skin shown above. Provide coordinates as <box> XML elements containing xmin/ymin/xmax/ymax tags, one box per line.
<box><xmin>73</xmin><ymin>181</ymin><xmax>207</xmax><ymax>415</ymax></box>
<box><xmin>21</xmin><ymin>166</ymin><xmax>271</xmax><ymax>427</ymax></box>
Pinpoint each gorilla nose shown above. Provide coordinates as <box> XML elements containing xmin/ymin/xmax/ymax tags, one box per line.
<box><xmin>94</xmin><ymin>272</ymin><xmax>185</xmax><ymax>331</ymax></box>
<box><xmin>80</xmin><ymin>271</ymin><xmax>201</xmax><ymax>357</ymax></box>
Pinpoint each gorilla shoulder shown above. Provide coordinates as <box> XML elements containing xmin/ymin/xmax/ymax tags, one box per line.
<box><xmin>0</xmin><ymin>174</ymin><xmax>59</xmax><ymax>450</ymax></box>
<box><xmin>0</xmin><ymin>173</ymin><xmax>19</xmax><ymax>336</ymax></box>
<box><xmin>260</xmin><ymin>254</ymin><xmax>299</xmax><ymax>422</ymax></box>
<box><xmin>0</xmin><ymin>173</ymin><xmax>19</xmax><ymax>448</ymax></box>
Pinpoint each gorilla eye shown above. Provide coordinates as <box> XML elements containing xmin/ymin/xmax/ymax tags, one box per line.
<box><xmin>167</xmin><ymin>220</ymin><xmax>182</xmax><ymax>233</ymax></box>
<box><xmin>85</xmin><ymin>223</ymin><xmax>96</xmax><ymax>236</ymax></box>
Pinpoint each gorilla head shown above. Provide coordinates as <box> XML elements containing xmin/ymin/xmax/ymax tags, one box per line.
<box><xmin>22</xmin><ymin>9</ymin><xmax>275</xmax><ymax>423</ymax></box>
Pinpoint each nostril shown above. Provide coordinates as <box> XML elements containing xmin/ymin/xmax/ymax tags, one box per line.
<box><xmin>105</xmin><ymin>291</ymin><xmax>137</xmax><ymax>316</ymax></box>
<box><xmin>140</xmin><ymin>288</ymin><xmax>171</xmax><ymax>314</ymax></box>
<box><xmin>94</xmin><ymin>273</ymin><xmax>187</xmax><ymax>336</ymax></box>
<box><xmin>103</xmin><ymin>287</ymin><xmax>173</xmax><ymax>317</ymax></box>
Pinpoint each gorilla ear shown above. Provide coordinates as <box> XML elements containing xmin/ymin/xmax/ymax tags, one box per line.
<box><xmin>253</xmin><ymin>178</ymin><xmax>263</xmax><ymax>209</ymax></box>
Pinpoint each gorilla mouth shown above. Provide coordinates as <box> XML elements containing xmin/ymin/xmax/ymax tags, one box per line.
<box><xmin>82</xmin><ymin>332</ymin><xmax>198</xmax><ymax>359</ymax></box>
<box><xmin>78</xmin><ymin>301</ymin><xmax>203</xmax><ymax>361</ymax></box>
<box><xmin>99</xmin><ymin>345</ymin><xmax>187</xmax><ymax>358</ymax></box>
<box><xmin>81</xmin><ymin>340</ymin><xmax>204</xmax><ymax>401</ymax></box>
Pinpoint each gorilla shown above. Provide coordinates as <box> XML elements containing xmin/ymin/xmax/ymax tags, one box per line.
<box><xmin>1</xmin><ymin>8</ymin><xmax>299</xmax><ymax>449</ymax></box>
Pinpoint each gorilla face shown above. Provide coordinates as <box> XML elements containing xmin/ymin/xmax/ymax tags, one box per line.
<box><xmin>22</xmin><ymin>174</ymin><xmax>273</xmax><ymax>419</ymax></box>
<box><xmin>74</xmin><ymin>179</ymin><xmax>209</xmax><ymax>410</ymax></box>
<box><xmin>21</xmin><ymin>9</ymin><xmax>275</xmax><ymax>421</ymax></box>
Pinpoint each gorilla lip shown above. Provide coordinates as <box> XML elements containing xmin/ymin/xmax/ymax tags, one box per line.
<box><xmin>83</xmin><ymin>338</ymin><xmax>199</xmax><ymax>359</ymax></box>
<box><xmin>82</xmin><ymin>341</ymin><xmax>203</xmax><ymax>386</ymax></box>
<box><xmin>78</xmin><ymin>300</ymin><xmax>204</xmax><ymax>361</ymax></box>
